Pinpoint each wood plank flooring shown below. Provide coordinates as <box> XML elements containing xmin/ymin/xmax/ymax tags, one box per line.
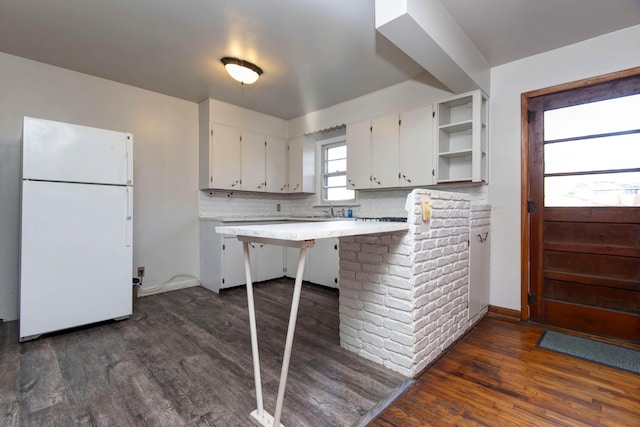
<box><xmin>0</xmin><ymin>279</ymin><xmax>409</xmax><ymax>426</ymax></box>
<box><xmin>370</xmin><ymin>316</ymin><xmax>640</xmax><ymax>427</ymax></box>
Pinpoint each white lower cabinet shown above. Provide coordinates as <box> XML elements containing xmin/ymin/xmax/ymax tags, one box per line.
<box><xmin>200</xmin><ymin>220</ymin><xmax>285</xmax><ymax>292</ymax></box>
<box><xmin>222</xmin><ymin>238</ymin><xmax>284</xmax><ymax>289</ymax></box>
<box><xmin>222</xmin><ymin>237</ymin><xmax>246</xmax><ymax>288</ymax></box>
<box><xmin>252</xmin><ymin>243</ymin><xmax>285</xmax><ymax>282</ymax></box>
<box><xmin>285</xmin><ymin>238</ymin><xmax>339</xmax><ymax>289</ymax></box>
<box><xmin>469</xmin><ymin>227</ymin><xmax>490</xmax><ymax>319</ymax></box>
<box><xmin>285</xmin><ymin>247</ymin><xmax>309</xmax><ymax>282</ymax></box>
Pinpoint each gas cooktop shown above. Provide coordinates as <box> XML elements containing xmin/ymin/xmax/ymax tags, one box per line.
<box><xmin>355</xmin><ymin>217</ymin><xmax>407</xmax><ymax>223</ymax></box>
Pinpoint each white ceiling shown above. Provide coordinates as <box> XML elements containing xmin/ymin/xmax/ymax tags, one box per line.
<box><xmin>1</xmin><ymin>0</ymin><xmax>639</xmax><ymax>119</ymax></box>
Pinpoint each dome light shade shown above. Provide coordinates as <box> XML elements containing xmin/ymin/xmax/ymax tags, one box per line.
<box><xmin>221</xmin><ymin>57</ymin><xmax>263</xmax><ymax>85</ymax></box>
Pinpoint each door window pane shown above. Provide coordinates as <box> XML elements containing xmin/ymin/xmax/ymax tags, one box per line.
<box><xmin>545</xmin><ymin>172</ymin><xmax>640</xmax><ymax>207</ymax></box>
<box><xmin>544</xmin><ymin>94</ymin><xmax>640</xmax><ymax>141</ymax></box>
<box><xmin>545</xmin><ymin>133</ymin><xmax>640</xmax><ymax>174</ymax></box>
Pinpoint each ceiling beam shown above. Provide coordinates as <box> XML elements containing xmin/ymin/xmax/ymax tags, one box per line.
<box><xmin>375</xmin><ymin>0</ymin><xmax>490</xmax><ymax>94</ymax></box>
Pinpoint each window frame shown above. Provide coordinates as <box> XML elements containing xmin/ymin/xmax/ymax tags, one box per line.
<box><xmin>316</xmin><ymin>135</ymin><xmax>356</xmax><ymax>206</ymax></box>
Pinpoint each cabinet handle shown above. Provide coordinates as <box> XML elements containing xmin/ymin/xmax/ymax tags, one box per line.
<box><xmin>372</xmin><ymin>176</ymin><xmax>381</xmax><ymax>185</ymax></box>
<box><xmin>348</xmin><ymin>179</ymin><xmax>355</xmax><ymax>188</ymax></box>
<box><xmin>293</xmin><ymin>183</ymin><xmax>299</xmax><ymax>190</ymax></box>
<box><xmin>231</xmin><ymin>180</ymin><xmax>240</xmax><ymax>187</ymax></box>
<box><xmin>477</xmin><ymin>232</ymin><xmax>488</xmax><ymax>243</ymax></box>
<box><xmin>402</xmin><ymin>174</ymin><xmax>412</xmax><ymax>183</ymax></box>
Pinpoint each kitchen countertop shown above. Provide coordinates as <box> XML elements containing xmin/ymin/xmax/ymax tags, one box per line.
<box><xmin>215</xmin><ymin>220</ymin><xmax>409</xmax><ymax>241</ymax></box>
<box><xmin>200</xmin><ymin>215</ymin><xmax>353</xmax><ymax>223</ymax></box>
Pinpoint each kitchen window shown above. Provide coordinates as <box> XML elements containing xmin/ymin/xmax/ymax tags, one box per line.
<box><xmin>319</xmin><ymin>137</ymin><xmax>355</xmax><ymax>204</ymax></box>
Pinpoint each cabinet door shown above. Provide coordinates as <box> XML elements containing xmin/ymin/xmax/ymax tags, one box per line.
<box><xmin>266</xmin><ymin>136</ymin><xmax>288</xmax><ymax>193</ymax></box>
<box><xmin>285</xmin><ymin>246</ymin><xmax>310</xmax><ymax>281</ymax></box>
<box><xmin>346</xmin><ymin>120</ymin><xmax>371</xmax><ymax>190</ymax></box>
<box><xmin>222</xmin><ymin>237</ymin><xmax>248</xmax><ymax>289</ymax></box>
<box><xmin>469</xmin><ymin>227</ymin><xmax>490</xmax><ymax>319</ymax></box>
<box><xmin>242</xmin><ymin>130</ymin><xmax>266</xmax><ymax>192</ymax></box>
<box><xmin>370</xmin><ymin>113</ymin><xmax>400</xmax><ymax>188</ymax></box>
<box><xmin>288</xmin><ymin>137</ymin><xmax>303</xmax><ymax>193</ymax></box>
<box><xmin>287</xmin><ymin>136</ymin><xmax>316</xmax><ymax>193</ymax></box>
<box><xmin>399</xmin><ymin>105</ymin><xmax>435</xmax><ymax>186</ymax></box>
<box><xmin>308</xmin><ymin>238</ymin><xmax>339</xmax><ymax>288</ymax></box>
<box><xmin>254</xmin><ymin>244</ymin><xmax>284</xmax><ymax>282</ymax></box>
<box><xmin>211</xmin><ymin>123</ymin><xmax>242</xmax><ymax>190</ymax></box>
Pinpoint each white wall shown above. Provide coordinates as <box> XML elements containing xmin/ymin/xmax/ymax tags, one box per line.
<box><xmin>0</xmin><ymin>52</ymin><xmax>199</xmax><ymax>321</ymax></box>
<box><xmin>288</xmin><ymin>75</ymin><xmax>451</xmax><ymax>137</ymax></box>
<box><xmin>488</xmin><ymin>25</ymin><xmax>640</xmax><ymax>311</ymax></box>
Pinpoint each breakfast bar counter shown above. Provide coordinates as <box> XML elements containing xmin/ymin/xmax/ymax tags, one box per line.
<box><xmin>215</xmin><ymin>220</ymin><xmax>409</xmax><ymax>427</ymax></box>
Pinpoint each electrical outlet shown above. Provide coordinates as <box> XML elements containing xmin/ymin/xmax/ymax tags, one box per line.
<box><xmin>277</xmin><ymin>203</ymin><xmax>281</xmax><ymax>212</ymax></box>
<box><xmin>137</xmin><ymin>266</ymin><xmax>145</xmax><ymax>278</ymax></box>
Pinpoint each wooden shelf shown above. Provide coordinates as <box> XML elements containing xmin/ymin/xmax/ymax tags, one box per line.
<box><xmin>439</xmin><ymin>120</ymin><xmax>472</xmax><ymax>134</ymax></box>
<box><xmin>436</xmin><ymin>90</ymin><xmax>488</xmax><ymax>184</ymax></box>
<box><xmin>439</xmin><ymin>149</ymin><xmax>473</xmax><ymax>158</ymax></box>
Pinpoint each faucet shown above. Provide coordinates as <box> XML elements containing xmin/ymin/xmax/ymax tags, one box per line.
<box><xmin>330</xmin><ymin>203</ymin><xmax>334</xmax><ymax>218</ymax></box>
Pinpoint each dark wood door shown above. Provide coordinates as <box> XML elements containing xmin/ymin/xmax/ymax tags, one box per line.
<box><xmin>527</xmin><ymin>74</ymin><xmax>640</xmax><ymax>343</ymax></box>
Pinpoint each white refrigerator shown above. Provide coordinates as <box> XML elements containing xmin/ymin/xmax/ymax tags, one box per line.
<box><xmin>19</xmin><ymin>116</ymin><xmax>134</xmax><ymax>341</ymax></box>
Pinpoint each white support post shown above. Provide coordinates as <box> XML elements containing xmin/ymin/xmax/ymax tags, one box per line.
<box><xmin>272</xmin><ymin>246</ymin><xmax>309</xmax><ymax>426</ymax></box>
<box><xmin>243</xmin><ymin>241</ymin><xmax>264</xmax><ymax>418</ymax></box>
<box><xmin>243</xmin><ymin>239</ymin><xmax>314</xmax><ymax>427</ymax></box>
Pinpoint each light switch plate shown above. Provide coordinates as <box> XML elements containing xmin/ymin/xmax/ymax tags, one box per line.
<box><xmin>422</xmin><ymin>201</ymin><xmax>431</xmax><ymax>221</ymax></box>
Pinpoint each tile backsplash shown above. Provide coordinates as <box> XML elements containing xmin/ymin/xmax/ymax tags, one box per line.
<box><xmin>199</xmin><ymin>183</ymin><xmax>487</xmax><ymax>219</ymax></box>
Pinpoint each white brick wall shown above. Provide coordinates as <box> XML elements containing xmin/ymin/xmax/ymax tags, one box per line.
<box><xmin>339</xmin><ymin>189</ymin><xmax>491</xmax><ymax>377</ymax></box>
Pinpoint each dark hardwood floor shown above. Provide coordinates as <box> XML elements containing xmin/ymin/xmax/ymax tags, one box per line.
<box><xmin>370</xmin><ymin>316</ymin><xmax>640</xmax><ymax>427</ymax></box>
<box><xmin>4</xmin><ymin>282</ymin><xmax>639</xmax><ymax>427</ymax></box>
<box><xmin>0</xmin><ymin>279</ymin><xmax>409</xmax><ymax>426</ymax></box>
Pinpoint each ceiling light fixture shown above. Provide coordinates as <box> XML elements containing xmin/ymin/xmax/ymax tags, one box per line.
<box><xmin>220</xmin><ymin>57</ymin><xmax>263</xmax><ymax>85</ymax></box>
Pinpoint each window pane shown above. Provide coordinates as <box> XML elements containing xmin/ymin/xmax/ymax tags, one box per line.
<box><xmin>545</xmin><ymin>172</ymin><xmax>640</xmax><ymax>207</ymax></box>
<box><xmin>327</xmin><ymin>187</ymin><xmax>355</xmax><ymax>201</ymax></box>
<box><xmin>326</xmin><ymin>159</ymin><xmax>346</xmax><ymax>173</ymax></box>
<box><xmin>544</xmin><ymin>93</ymin><xmax>640</xmax><ymax>141</ymax></box>
<box><xmin>327</xmin><ymin>145</ymin><xmax>347</xmax><ymax>160</ymax></box>
<box><xmin>545</xmin><ymin>133</ymin><xmax>640</xmax><ymax>174</ymax></box>
<box><xmin>326</xmin><ymin>175</ymin><xmax>346</xmax><ymax>187</ymax></box>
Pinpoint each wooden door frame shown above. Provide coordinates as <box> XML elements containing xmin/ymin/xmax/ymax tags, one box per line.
<box><xmin>520</xmin><ymin>66</ymin><xmax>640</xmax><ymax>321</ymax></box>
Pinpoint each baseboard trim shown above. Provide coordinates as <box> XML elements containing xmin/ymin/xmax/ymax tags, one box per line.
<box><xmin>488</xmin><ymin>305</ymin><xmax>521</xmax><ymax>319</ymax></box>
<box><xmin>137</xmin><ymin>278</ymin><xmax>200</xmax><ymax>297</ymax></box>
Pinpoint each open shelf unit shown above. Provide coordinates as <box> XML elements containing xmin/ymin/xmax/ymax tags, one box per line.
<box><xmin>436</xmin><ymin>90</ymin><xmax>488</xmax><ymax>183</ymax></box>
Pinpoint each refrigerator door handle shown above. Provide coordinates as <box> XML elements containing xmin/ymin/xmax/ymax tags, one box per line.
<box><xmin>126</xmin><ymin>134</ymin><xmax>133</xmax><ymax>185</ymax></box>
<box><xmin>126</xmin><ymin>187</ymin><xmax>133</xmax><ymax>247</ymax></box>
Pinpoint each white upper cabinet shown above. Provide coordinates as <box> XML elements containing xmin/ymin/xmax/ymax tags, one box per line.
<box><xmin>287</xmin><ymin>136</ymin><xmax>316</xmax><ymax>193</ymax></box>
<box><xmin>198</xmin><ymin>98</ymin><xmax>289</xmax><ymax>193</ymax></box>
<box><xmin>370</xmin><ymin>113</ymin><xmax>400</xmax><ymax>188</ymax></box>
<box><xmin>241</xmin><ymin>129</ymin><xmax>267</xmax><ymax>192</ymax></box>
<box><xmin>347</xmin><ymin>108</ymin><xmax>435</xmax><ymax>190</ymax></box>
<box><xmin>346</xmin><ymin>119</ymin><xmax>372</xmax><ymax>190</ymax></box>
<box><xmin>436</xmin><ymin>90</ymin><xmax>488</xmax><ymax>183</ymax></box>
<box><xmin>399</xmin><ymin>105</ymin><xmax>435</xmax><ymax>187</ymax></box>
<box><xmin>266</xmin><ymin>135</ymin><xmax>288</xmax><ymax>193</ymax></box>
<box><xmin>200</xmin><ymin>122</ymin><xmax>242</xmax><ymax>190</ymax></box>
